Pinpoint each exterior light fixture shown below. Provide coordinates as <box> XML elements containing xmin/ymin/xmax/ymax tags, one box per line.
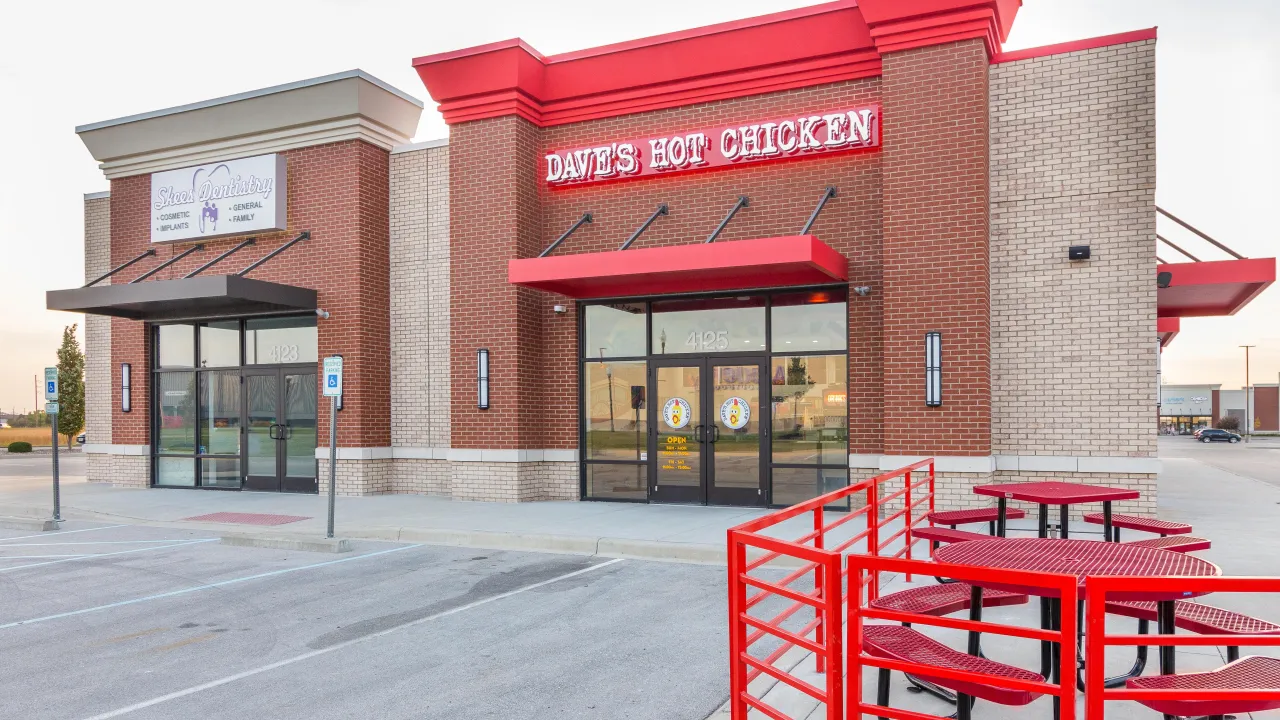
<box><xmin>121</xmin><ymin>363</ymin><xmax>132</xmax><ymax>413</ymax></box>
<box><xmin>477</xmin><ymin>348</ymin><xmax>490</xmax><ymax>409</ymax></box>
<box><xmin>925</xmin><ymin>332</ymin><xmax>942</xmax><ymax>407</ymax></box>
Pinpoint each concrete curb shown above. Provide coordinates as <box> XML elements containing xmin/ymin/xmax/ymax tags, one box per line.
<box><xmin>0</xmin><ymin>516</ymin><xmax>60</xmax><ymax>532</ymax></box>
<box><xmin>220</xmin><ymin>533</ymin><xmax>352</xmax><ymax>553</ymax></box>
<box><xmin>0</xmin><ymin>503</ymin><xmax>756</xmax><ymax>565</ymax></box>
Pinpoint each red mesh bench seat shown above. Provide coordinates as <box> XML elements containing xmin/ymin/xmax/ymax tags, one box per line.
<box><xmin>871</xmin><ymin>583</ymin><xmax>1028</xmax><ymax>618</ymax></box>
<box><xmin>1126</xmin><ymin>656</ymin><xmax>1280</xmax><ymax>717</ymax></box>
<box><xmin>913</xmin><ymin>527</ymin><xmax>991</xmax><ymax>545</ymax></box>
<box><xmin>1082</xmin><ymin>512</ymin><xmax>1191</xmax><ymax>536</ymax></box>
<box><xmin>863</xmin><ymin>624</ymin><xmax>1045</xmax><ymax>706</ymax></box>
<box><xmin>927</xmin><ymin>507</ymin><xmax>1026</xmax><ymax>527</ymax></box>
<box><xmin>1123</xmin><ymin>535</ymin><xmax>1211</xmax><ymax>553</ymax></box>
<box><xmin>1105</xmin><ymin>600</ymin><xmax>1280</xmax><ymax>639</ymax></box>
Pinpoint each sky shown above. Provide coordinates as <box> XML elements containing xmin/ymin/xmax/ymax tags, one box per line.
<box><xmin>0</xmin><ymin>0</ymin><xmax>1276</xmax><ymax>413</ymax></box>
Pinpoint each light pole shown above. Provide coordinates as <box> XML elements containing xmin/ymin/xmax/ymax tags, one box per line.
<box><xmin>606</xmin><ymin>364</ymin><xmax>615</xmax><ymax>432</ymax></box>
<box><xmin>1241</xmin><ymin>345</ymin><xmax>1256</xmax><ymax>442</ymax></box>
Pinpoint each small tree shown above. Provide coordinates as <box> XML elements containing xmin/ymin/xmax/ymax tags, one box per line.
<box><xmin>1216</xmin><ymin>415</ymin><xmax>1241</xmax><ymax>432</ymax></box>
<box><xmin>56</xmin><ymin>325</ymin><xmax>85</xmax><ymax>448</ymax></box>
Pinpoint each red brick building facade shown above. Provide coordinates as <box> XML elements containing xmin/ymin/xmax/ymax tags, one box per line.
<box><xmin>66</xmin><ymin>2</ymin><xmax>1259</xmax><ymax>515</ymax></box>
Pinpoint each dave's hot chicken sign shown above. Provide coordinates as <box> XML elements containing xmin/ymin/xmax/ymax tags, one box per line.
<box><xmin>545</xmin><ymin>105</ymin><xmax>880</xmax><ymax>187</ymax></box>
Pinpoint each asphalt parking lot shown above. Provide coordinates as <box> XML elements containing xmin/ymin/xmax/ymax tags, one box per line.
<box><xmin>0</xmin><ymin>522</ymin><xmax>733</xmax><ymax>720</ymax></box>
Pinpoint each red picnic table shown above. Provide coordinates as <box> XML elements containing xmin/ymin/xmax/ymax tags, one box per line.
<box><xmin>972</xmin><ymin>481</ymin><xmax>1140</xmax><ymax>540</ymax></box>
<box><xmin>936</xmin><ymin>537</ymin><xmax>1222</xmax><ymax>704</ymax></box>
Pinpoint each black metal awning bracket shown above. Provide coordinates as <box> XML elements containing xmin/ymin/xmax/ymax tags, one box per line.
<box><xmin>185</xmin><ymin>238</ymin><xmax>256</xmax><ymax>278</ymax></box>
<box><xmin>131</xmin><ymin>244</ymin><xmax>204</xmax><ymax>283</ymax></box>
<box><xmin>540</xmin><ymin>212</ymin><xmax>593</xmax><ymax>258</ymax></box>
<box><xmin>84</xmin><ymin>248</ymin><xmax>156</xmax><ymax>288</ymax></box>
<box><xmin>1156</xmin><ymin>234</ymin><xmax>1200</xmax><ymax>263</ymax></box>
<box><xmin>619</xmin><ymin>204</ymin><xmax>669</xmax><ymax>251</ymax></box>
<box><xmin>1157</xmin><ymin>206</ymin><xmax>1245</xmax><ymax>259</ymax></box>
<box><xmin>800</xmin><ymin>186</ymin><xmax>838</xmax><ymax>235</ymax></box>
<box><xmin>238</xmin><ymin>231</ymin><xmax>310</xmax><ymax>277</ymax></box>
<box><xmin>706</xmin><ymin>196</ymin><xmax>749</xmax><ymax>244</ymax></box>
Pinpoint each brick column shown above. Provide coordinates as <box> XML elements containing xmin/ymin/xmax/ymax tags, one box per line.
<box><xmin>449</xmin><ymin>117</ymin><xmax>573</xmax><ymax>501</ymax></box>
<box><xmin>880</xmin><ymin>38</ymin><xmax>992</xmax><ymax>460</ymax></box>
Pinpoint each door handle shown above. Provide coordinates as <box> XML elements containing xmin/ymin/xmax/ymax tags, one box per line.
<box><xmin>693</xmin><ymin>425</ymin><xmax>705</xmax><ymax>443</ymax></box>
<box><xmin>710</xmin><ymin>425</ymin><xmax>721</xmax><ymax>443</ymax></box>
<box><xmin>268</xmin><ymin>424</ymin><xmax>280</xmax><ymax>440</ymax></box>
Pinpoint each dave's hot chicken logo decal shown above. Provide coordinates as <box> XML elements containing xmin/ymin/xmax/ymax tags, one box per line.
<box><xmin>662</xmin><ymin>398</ymin><xmax>692</xmax><ymax>430</ymax></box>
<box><xmin>545</xmin><ymin>105</ymin><xmax>880</xmax><ymax>187</ymax></box>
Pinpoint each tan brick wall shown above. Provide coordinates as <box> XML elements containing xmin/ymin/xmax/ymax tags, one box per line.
<box><xmin>390</xmin><ymin>142</ymin><xmax>451</xmax><ymax>451</ymax></box>
<box><xmin>318</xmin><ymin>458</ymin><xmax>393</xmax><ymax>496</ymax></box>
<box><xmin>390</xmin><ymin>458</ymin><xmax>450</xmax><ymax>495</ymax></box>
<box><xmin>449</xmin><ymin>461</ymin><xmax>577</xmax><ymax>503</ymax></box>
<box><xmin>989</xmin><ymin>40</ymin><xmax>1157</xmax><ymax>459</ymax></box>
<box><xmin>83</xmin><ymin>195</ymin><xmax>113</xmax><ymax>483</ymax></box>
<box><xmin>86</xmin><ymin>453</ymin><xmax>148</xmax><ymax>488</ymax></box>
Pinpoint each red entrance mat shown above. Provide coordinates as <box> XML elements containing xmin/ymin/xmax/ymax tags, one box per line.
<box><xmin>182</xmin><ymin>512</ymin><xmax>310</xmax><ymax>526</ymax></box>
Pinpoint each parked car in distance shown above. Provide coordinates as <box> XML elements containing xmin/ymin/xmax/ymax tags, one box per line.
<box><xmin>76</xmin><ymin>433</ymin><xmax>86</xmax><ymax>445</ymax></box>
<box><xmin>1199</xmin><ymin>428</ymin><xmax>1241</xmax><ymax>443</ymax></box>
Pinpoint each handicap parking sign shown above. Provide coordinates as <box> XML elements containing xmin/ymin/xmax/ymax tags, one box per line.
<box><xmin>44</xmin><ymin>367</ymin><xmax>58</xmax><ymax>401</ymax></box>
<box><xmin>322</xmin><ymin>356</ymin><xmax>343</xmax><ymax>397</ymax></box>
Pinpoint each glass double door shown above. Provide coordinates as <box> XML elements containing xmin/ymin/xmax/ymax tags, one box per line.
<box><xmin>650</xmin><ymin>357</ymin><xmax>767</xmax><ymax>506</ymax></box>
<box><xmin>244</xmin><ymin>367</ymin><xmax>318</xmax><ymax>493</ymax></box>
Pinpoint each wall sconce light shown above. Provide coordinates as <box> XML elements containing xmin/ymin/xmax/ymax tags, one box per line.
<box><xmin>121</xmin><ymin>363</ymin><xmax>132</xmax><ymax>413</ymax></box>
<box><xmin>925</xmin><ymin>332</ymin><xmax>942</xmax><ymax>407</ymax></box>
<box><xmin>477</xmin><ymin>348</ymin><xmax>490</xmax><ymax>409</ymax></box>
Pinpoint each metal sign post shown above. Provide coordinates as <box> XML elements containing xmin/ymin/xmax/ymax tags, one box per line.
<box><xmin>44</xmin><ymin>367</ymin><xmax>60</xmax><ymax>522</ymax></box>
<box><xmin>322</xmin><ymin>356</ymin><xmax>344</xmax><ymax>539</ymax></box>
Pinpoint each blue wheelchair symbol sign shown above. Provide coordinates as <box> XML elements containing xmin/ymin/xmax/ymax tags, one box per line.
<box><xmin>327</xmin><ymin>375</ymin><xmax>338</xmax><ymax>388</ymax></box>
<box><xmin>47</xmin><ymin>382</ymin><xmax>56</xmax><ymax>394</ymax></box>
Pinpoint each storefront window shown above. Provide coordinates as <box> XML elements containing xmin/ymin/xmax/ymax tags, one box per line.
<box><xmin>586</xmin><ymin>462</ymin><xmax>647</xmax><ymax>501</ymax></box>
<box><xmin>771</xmin><ymin>466</ymin><xmax>848</xmax><ymax>508</ymax></box>
<box><xmin>651</xmin><ymin>296</ymin><xmax>765</xmax><ymax>354</ymax></box>
<box><xmin>584</xmin><ymin>361</ymin><xmax>647</xmax><ymax>461</ymax></box>
<box><xmin>199</xmin><ymin>321</ymin><xmax>240</xmax><ymax>367</ymax></box>
<box><xmin>201</xmin><ymin>458</ymin><xmax>241</xmax><ymax>489</ymax></box>
<box><xmin>200</xmin><ymin>371</ymin><xmax>240</xmax><ymax>455</ymax></box>
<box><xmin>245</xmin><ymin>316</ymin><xmax>318</xmax><ymax>364</ymax></box>
<box><xmin>584</xmin><ymin>303</ymin><xmax>646</xmax><ymax>358</ymax></box>
<box><xmin>156</xmin><ymin>456</ymin><xmax>196</xmax><ymax>487</ymax></box>
<box><xmin>157</xmin><ymin>324</ymin><xmax>195</xmax><ymax>368</ymax></box>
<box><xmin>771</xmin><ymin>290</ymin><xmax>847</xmax><ymax>351</ymax></box>
<box><xmin>156</xmin><ymin>372</ymin><xmax>197</xmax><ymax>453</ymax></box>
<box><xmin>770</xmin><ymin>355</ymin><xmax>848</xmax><ymax>465</ymax></box>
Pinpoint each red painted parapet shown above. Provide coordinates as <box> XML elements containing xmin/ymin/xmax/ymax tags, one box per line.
<box><xmin>726</xmin><ymin>459</ymin><xmax>936</xmax><ymax>719</ymax></box>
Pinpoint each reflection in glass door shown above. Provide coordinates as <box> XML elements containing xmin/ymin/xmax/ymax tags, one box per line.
<box><xmin>243</xmin><ymin>368</ymin><xmax>318</xmax><ymax>493</ymax></box>
<box><xmin>650</xmin><ymin>362</ymin><xmax>703</xmax><ymax>504</ymax></box>
<box><xmin>282</xmin><ymin>373</ymin><xmax>318</xmax><ymax>492</ymax></box>
<box><xmin>708</xmin><ymin>361</ymin><xmax>766</xmax><ymax>506</ymax></box>
<box><xmin>244</xmin><ymin>372</ymin><xmax>279</xmax><ymax>491</ymax></box>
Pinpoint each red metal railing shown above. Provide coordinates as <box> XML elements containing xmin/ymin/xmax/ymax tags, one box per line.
<box><xmin>1084</xmin><ymin>576</ymin><xmax>1280</xmax><ymax>718</ymax></box>
<box><xmin>847</xmin><ymin>555</ymin><xmax>1079</xmax><ymax>720</ymax></box>
<box><xmin>726</xmin><ymin>459</ymin><xmax>935</xmax><ymax>720</ymax></box>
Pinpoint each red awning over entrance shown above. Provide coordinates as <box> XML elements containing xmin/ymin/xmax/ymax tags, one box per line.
<box><xmin>508</xmin><ymin>235</ymin><xmax>848</xmax><ymax>299</ymax></box>
<box><xmin>1157</xmin><ymin>258</ymin><xmax>1276</xmax><ymax>318</ymax></box>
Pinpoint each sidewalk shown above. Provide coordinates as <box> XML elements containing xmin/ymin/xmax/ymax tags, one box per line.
<box><xmin>0</xmin><ymin>474</ymin><xmax>834</xmax><ymax>563</ymax></box>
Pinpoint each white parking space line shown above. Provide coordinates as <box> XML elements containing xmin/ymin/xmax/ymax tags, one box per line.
<box><xmin>0</xmin><ymin>554</ymin><xmax>94</xmax><ymax>560</ymax></box>
<box><xmin>0</xmin><ymin>539</ymin><xmax>216</xmax><ymax>573</ymax></box>
<box><xmin>0</xmin><ymin>525</ymin><xmax>127</xmax><ymax>543</ymax></box>
<box><xmin>0</xmin><ymin>544</ymin><xmax>423</xmax><ymax>632</ymax></box>
<box><xmin>79</xmin><ymin>558</ymin><xmax>625</xmax><ymax>720</ymax></box>
<box><xmin>0</xmin><ymin>540</ymin><xmax>210</xmax><ymax>548</ymax></box>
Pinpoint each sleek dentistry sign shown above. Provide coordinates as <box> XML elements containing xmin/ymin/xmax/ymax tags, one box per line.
<box><xmin>150</xmin><ymin>154</ymin><xmax>287</xmax><ymax>243</ymax></box>
<box><xmin>544</xmin><ymin>105</ymin><xmax>880</xmax><ymax>188</ymax></box>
